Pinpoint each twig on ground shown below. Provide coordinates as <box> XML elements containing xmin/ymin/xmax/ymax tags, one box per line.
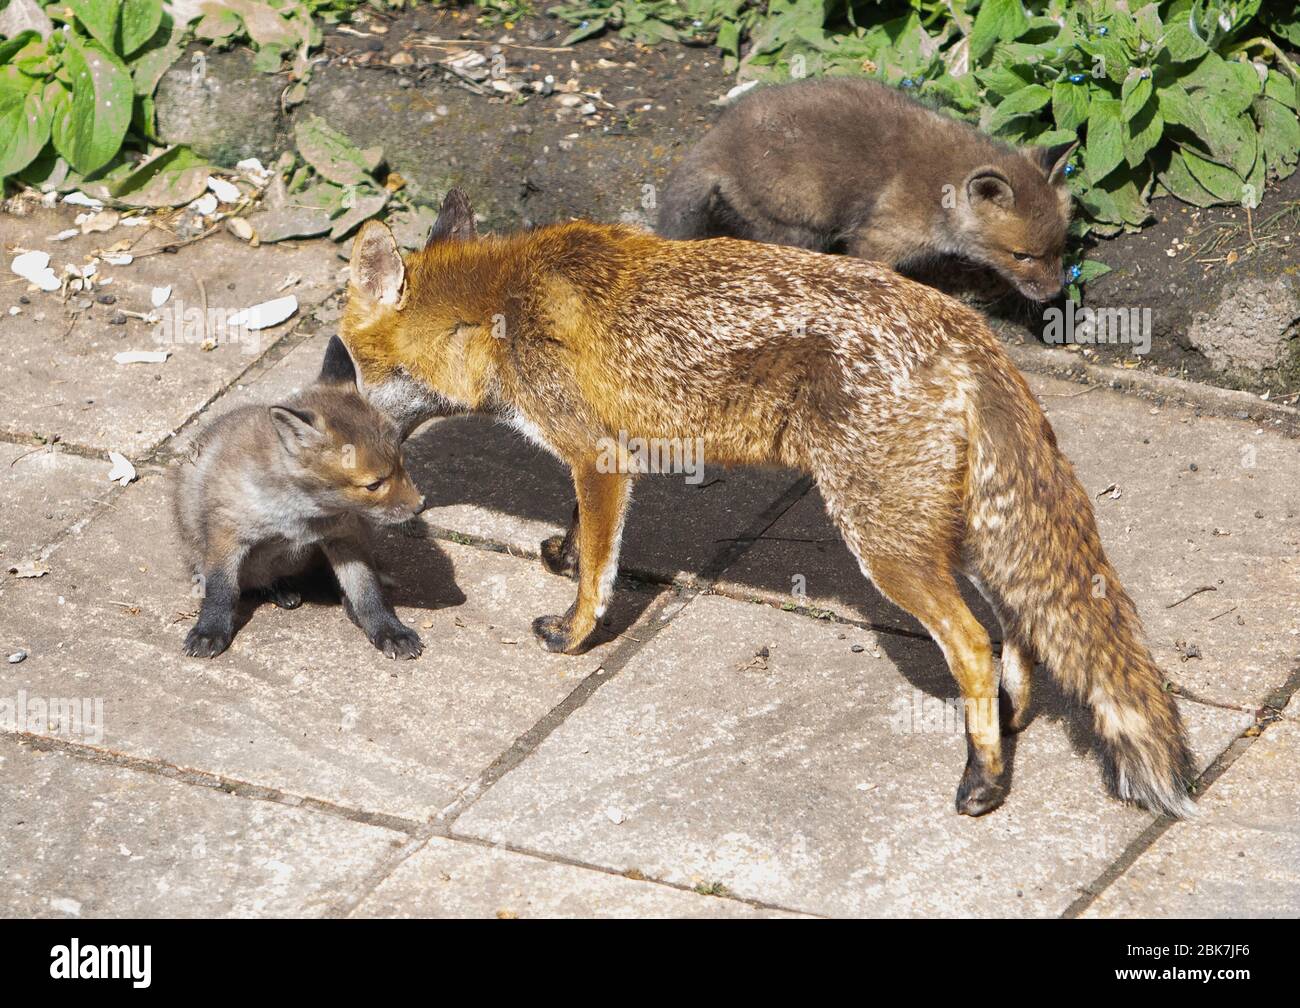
<box><xmin>1166</xmin><ymin>585</ymin><xmax>1217</xmax><ymax>609</ymax></box>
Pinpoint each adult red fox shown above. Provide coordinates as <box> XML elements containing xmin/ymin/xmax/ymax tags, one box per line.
<box><xmin>336</xmin><ymin>190</ymin><xmax>1194</xmax><ymax>818</ymax></box>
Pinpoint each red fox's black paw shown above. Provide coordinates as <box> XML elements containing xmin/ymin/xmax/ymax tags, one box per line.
<box><xmin>370</xmin><ymin>623</ymin><xmax>423</xmax><ymax>660</ymax></box>
<box><xmin>539</xmin><ymin>535</ymin><xmax>578</xmax><ymax>577</ymax></box>
<box><xmin>183</xmin><ymin>624</ymin><xmax>232</xmax><ymax>658</ymax></box>
<box><xmin>955</xmin><ymin>764</ymin><xmax>1006</xmax><ymax>817</ymax></box>
<box><xmin>532</xmin><ymin>614</ymin><xmax>573</xmax><ymax>653</ymax></box>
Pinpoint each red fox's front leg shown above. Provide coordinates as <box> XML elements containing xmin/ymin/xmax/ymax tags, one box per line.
<box><xmin>532</xmin><ymin>466</ymin><xmax>632</xmax><ymax>654</ymax></box>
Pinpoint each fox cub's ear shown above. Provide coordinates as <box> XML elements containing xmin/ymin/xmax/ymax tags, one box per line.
<box><xmin>318</xmin><ymin>335</ymin><xmax>358</xmax><ymax>386</ymax></box>
<box><xmin>425</xmin><ymin>188</ymin><xmax>477</xmax><ymax>247</ymax></box>
<box><xmin>269</xmin><ymin>405</ymin><xmax>325</xmax><ymax>456</ymax></box>
<box><xmin>965</xmin><ymin>167</ymin><xmax>1015</xmax><ymax>211</ymax></box>
<box><xmin>1031</xmin><ymin>140</ymin><xmax>1078</xmax><ymax>186</ymax></box>
<box><xmin>350</xmin><ymin>221</ymin><xmax>406</xmax><ymax>308</ymax></box>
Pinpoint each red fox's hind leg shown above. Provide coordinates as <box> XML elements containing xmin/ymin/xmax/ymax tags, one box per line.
<box><xmin>860</xmin><ymin>553</ymin><xmax>1006</xmax><ymax>816</ymax></box>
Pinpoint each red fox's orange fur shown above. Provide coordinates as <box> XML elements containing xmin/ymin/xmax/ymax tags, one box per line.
<box><xmin>337</xmin><ymin>190</ymin><xmax>1195</xmax><ymax>818</ymax></box>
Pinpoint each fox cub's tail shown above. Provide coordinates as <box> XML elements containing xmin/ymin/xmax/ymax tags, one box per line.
<box><xmin>964</xmin><ymin>364</ymin><xmax>1196</xmax><ymax>818</ymax></box>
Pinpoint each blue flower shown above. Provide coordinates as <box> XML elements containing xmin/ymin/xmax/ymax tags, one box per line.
<box><xmin>1096</xmin><ymin>25</ymin><xmax>1108</xmax><ymax>36</ymax></box>
<box><xmin>1068</xmin><ymin>264</ymin><xmax>1083</xmax><ymax>281</ymax></box>
<box><xmin>1063</xmin><ymin>162</ymin><xmax>1077</xmax><ymax>177</ymax></box>
<box><xmin>901</xmin><ymin>77</ymin><xmax>916</xmax><ymax>88</ymax></box>
<box><xmin>1069</xmin><ymin>72</ymin><xmax>1085</xmax><ymax>83</ymax></box>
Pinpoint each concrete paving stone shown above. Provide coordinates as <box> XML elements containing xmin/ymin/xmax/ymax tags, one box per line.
<box><xmin>352</xmin><ymin>836</ymin><xmax>798</xmax><ymax>918</ymax></box>
<box><xmin>165</xmin><ymin>330</ymin><xmax>337</xmax><ymax>459</ymax></box>
<box><xmin>1</xmin><ymin>206</ymin><xmax>339</xmax><ymax>456</ymax></box>
<box><xmin>717</xmin><ymin>371</ymin><xmax>1300</xmax><ymax>708</ymax></box>
<box><xmin>0</xmin><ymin>441</ymin><xmax>118</xmax><ymax>572</ymax></box>
<box><xmin>0</xmin><ymin>473</ymin><xmax>658</xmax><ymax>820</ymax></box>
<box><xmin>455</xmin><ymin>593</ymin><xmax>1245</xmax><ymax>918</ymax></box>
<box><xmin>406</xmin><ymin>413</ymin><xmax>802</xmax><ymax>585</ymax></box>
<box><xmin>1085</xmin><ymin>696</ymin><xmax>1300</xmax><ymax>918</ymax></box>
<box><xmin>0</xmin><ymin>737</ymin><xmax>403</xmax><ymax>918</ymax></box>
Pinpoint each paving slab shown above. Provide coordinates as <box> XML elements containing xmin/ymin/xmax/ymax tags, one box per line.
<box><xmin>0</xmin><ymin>472</ymin><xmax>658</xmax><ymax>821</ymax></box>
<box><xmin>455</xmin><ymin>593</ymin><xmax>1245</xmax><ymax>918</ymax></box>
<box><xmin>718</xmin><ymin>371</ymin><xmax>1300</xmax><ymax>708</ymax></box>
<box><xmin>1085</xmin><ymin>696</ymin><xmax>1300</xmax><ymax>918</ymax></box>
<box><xmin>352</xmin><ymin>836</ymin><xmax>795</xmax><ymax>918</ymax></box>
<box><xmin>0</xmin><ymin>737</ymin><xmax>403</xmax><ymax>918</ymax></box>
<box><xmin>1</xmin><ymin>206</ymin><xmax>339</xmax><ymax>456</ymax></box>
<box><xmin>0</xmin><ymin>441</ymin><xmax>118</xmax><ymax>573</ymax></box>
<box><xmin>164</xmin><ymin>329</ymin><xmax>338</xmax><ymax>461</ymax></box>
<box><xmin>406</xmin><ymin>414</ymin><xmax>801</xmax><ymax>585</ymax></box>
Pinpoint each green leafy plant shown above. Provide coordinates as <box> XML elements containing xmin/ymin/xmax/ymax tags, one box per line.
<box><xmin>0</xmin><ymin>0</ymin><xmax>373</xmax><ymax>199</ymax></box>
<box><xmin>253</xmin><ymin>115</ymin><xmax>437</xmax><ymax>245</ymax></box>
<box><xmin>1</xmin><ymin>0</ymin><xmax>176</xmax><ymax>183</ymax></box>
<box><xmin>548</xmin><ymin>0</ymin><xmax>1300</xmax><ymax>240</ymax></box>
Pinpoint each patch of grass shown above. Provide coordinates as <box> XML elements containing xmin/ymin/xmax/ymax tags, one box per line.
<box><xmin>478</xmin><ymin>0</ymin><xmax>538</xmax><ymax>27</ymax></box>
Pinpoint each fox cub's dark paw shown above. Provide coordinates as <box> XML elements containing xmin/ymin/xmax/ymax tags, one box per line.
<box><xmin>183</xmin><ymin>622</ymin><xmax>233</xmax><ymax>658</ymax></box>
<box><xmin>531</xmin><ymin>614</ymin><xmax>593</xmax><ymax>655</ymax></box>
<box><xmin>539</xmin><ymin>534</ymin><xmax>578</xmax><ymax>577</ymax></box>
<box><xmin>955</xmin><ymin>762</ymin><xmax>1007</xmax><ymax>817</ymax></box>
<box><xmin>264</xmin><ymin>580</ymin><xmax>302</xmax><ymax>610</ymax></box>
<box><xmin>368</xmin><ymin>620</ymin><xmax>423</xmax><ymax>660</ymax></box>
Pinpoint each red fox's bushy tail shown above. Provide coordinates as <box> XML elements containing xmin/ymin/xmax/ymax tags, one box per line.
<box><xmin>963</xmin><ymin>360</ymin><xmax>1196</xmax><ymax>818</ymax></box>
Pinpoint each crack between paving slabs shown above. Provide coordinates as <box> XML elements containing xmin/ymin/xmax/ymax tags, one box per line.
<box><xmin>328</xmin><ymin>474</ymin><xmax>819</xmax><ymax>917</ymax></box>
<box><xmin>1061</xmin><ymin>660</ymin><xmax>1300</xmax><ymax>919</ymax></box>
<box><xmin>3</xmin><ymin>730</ymin><xmax>424</xmax><ymax>835</ymax></box>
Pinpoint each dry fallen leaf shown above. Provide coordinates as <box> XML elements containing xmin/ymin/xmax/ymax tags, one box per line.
<box><xmin>227</xmin><ymin>295</ymin><xmax>297</xmax><ymax>331</ymax></box>
<box><xmin>207</xmin><ymin>176</ymin><xmax>241</xmax><ymax>203</ymax></box>
<box><xmin>10</xmin><ymin>250</ymin><xmax>60</xmax><ymax>291</ymax></box>
<box><xmin>113</xmin><ymin>350</ymin><xmax>169</xmax><ymax>365</ymax></box>
<box><xmin>107</xmin><ymin>451</ymin><xmax>137</xmax><ymax>486</ymax></box>
<box><xmin>7</xmin><ymin>560</ymin><xmax>49</xmax><ymax>578</ymax></box>
<box><xmin>80</xmin><ymin>209</ymin><xmax>120</xmax><ymax>234</ymax></box>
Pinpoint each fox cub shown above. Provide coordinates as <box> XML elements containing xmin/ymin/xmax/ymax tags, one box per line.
<box><xmin>336</xmin><ymin>189</ymin><xmax>1193</xmax><ymax>819</ymax></box>
<box><xmin>657</xmin><ymin>77</ymin><xmax>1076</xmax><ymax>302</ymax></box>
<box><xmin>174</xmin><ymin>338</ymin><xmax>425</xmax><ymax>659</ymax></box>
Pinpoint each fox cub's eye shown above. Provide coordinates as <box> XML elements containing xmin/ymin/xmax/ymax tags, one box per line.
<box><xmin>1012</xmin><ymin>251</ymin><xmax>1036</xmax><ymax>262</ymax></box>
<box><xmin>364</xmin><ymin>478</ymin><xmax>386</xmax><ymax>492</ymax></box>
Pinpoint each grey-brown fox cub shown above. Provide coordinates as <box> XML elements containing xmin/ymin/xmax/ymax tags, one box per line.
<box><xmin>174</xmin><ymin>338</ymin><xmax>426</xmax><ymax>659</ymax></box>
<box><xmin>658</xmin><ymin>77</ymin><xmax>1076</xmax><ymax>302</ymax></box>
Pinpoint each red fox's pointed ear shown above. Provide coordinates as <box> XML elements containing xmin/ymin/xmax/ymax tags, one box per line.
<box><xmin>425</xmin><ymin>188</ymin><xmax>477</xmax><ymax>247</ymax></box>
<box><xmin>350</xmin><ymin>221</ymin><xmax>406</xmax><ymax>308</ymax></box>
